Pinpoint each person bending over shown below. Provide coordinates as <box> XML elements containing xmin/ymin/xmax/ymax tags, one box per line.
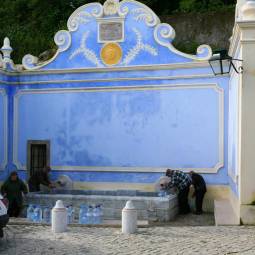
<box><xmin>1</xmin><ymin>171</ymin><xmax>28</xmax><ymax>217</ymax></box>
<box><xmin>189</xmin><ymin>171</ymin><xmax>207</xmax><ymax>215</ymax></box>
<box><xmin>28</xmin><ymin>166</ymin><xmax>55</xmax><ymax>192</ymax></box>
<box><xmin>166</xmin><ymin>169</ymin><xmax>191</xmax><ymax>214</ymax></box>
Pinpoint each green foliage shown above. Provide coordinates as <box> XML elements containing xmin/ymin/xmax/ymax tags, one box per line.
<box><xmin>0</xmin><ymin>0</ymin><xmax>235</xmax><ymax>63</ymax></box>
<box><xmin>179</xmin><ymin>0</ymin><xmax>235</xmax><ymax>12</ymax></box>
<box><xmin>179</xmin><ymin>0</ymin><xmax>197</xmax><ymax>13</ymax></box>
<box><xmin>173</xmin><ymin>41</ymin><xmax>200</xmax><ymax>55</ymax></box>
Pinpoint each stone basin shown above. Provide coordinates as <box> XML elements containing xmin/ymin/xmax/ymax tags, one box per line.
<box><xmin>25</xmin><ymin>190</ymin><xmax>178</xmax><ymax>222</ymax></box>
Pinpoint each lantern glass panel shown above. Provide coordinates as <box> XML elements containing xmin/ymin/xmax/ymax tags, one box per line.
<box><xmin>221</xmin><ymin>58</ymin><xmax>231</xmax><ymax>74</ymax></box>
<box><xmin>209</xmin><ymin>59</ymin><xmax>222</xmax><ymax>75</ymax></box>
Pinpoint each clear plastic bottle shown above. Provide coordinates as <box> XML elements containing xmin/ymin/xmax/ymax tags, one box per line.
<box><xmin>32</xmin><ymin>205</ymin><xmax>37</xmax><ymax>222</ymax></box>
<box><xmin>87</xmin><ymin>206</ymin><xmax>93</xmax><ymax>224</ymax></box>
<box><xmin>98</xmin><ymin>205</ymin><xmax>103</xmax><ymax>224</ymax></box>
<box><xmin>93</xmin><ymin>205</ymin><xmax>100</xmax><ymax>224</ymax></box>
<box><xmin>33</xmin><ymin>206</ymin><xmax>42</xmax><ymax>223</ymax></box>
<box><xmin>79</xmin><ymin>205</ymin><xmax>83</xmax><ymax>224</ymax></box>
<box><xmin>71</xmin><ymin>206</ymin><xmax>75</xmax><ymax>224</ymax></box>
<box><xmin>158</xmin><ymin>191</ymin><xmax>165</xmax><ymax>197</ymax></box>
<box><xmin>67</xmin><ymin>205</ymin><xmax>74</xmax><ymax>224</ymax></box>
<box><xmin>33</xmin><ymin>206</ymin><xmax>38</xmax><ymax>223</ymax></box>
<box><xmin>43</xmin><ymin>207</ymin><xmax>51</xmax><ymax>224</ymax></box>
<box><xmin>79</xmin><ymin>205</ymin><xmax>87</xmax><ymax>224</ymax></box>
<box><xmin>27</xmin><ymin>204</ymin><xmax>34</xmax><ymax>221</ymax></box>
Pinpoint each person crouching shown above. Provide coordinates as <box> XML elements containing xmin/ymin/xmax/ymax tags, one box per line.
<box><xmin>166</xmin><ymin>169</ymin><xmax>191</xmax><ymax>214</ymax></box>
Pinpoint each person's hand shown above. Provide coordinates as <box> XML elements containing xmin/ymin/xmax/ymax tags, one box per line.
<box><xmin>192</xmin><ymin>192</ymin><xmax>196</xmax><ymax>198</ymax></box>
<box><xmin>56</xmin><ymin>181</ymin><xmax>65</xmax><ymax>187</ymax></box>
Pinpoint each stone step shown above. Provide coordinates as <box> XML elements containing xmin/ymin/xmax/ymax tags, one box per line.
<box><xmin>214</xmin><ymin>199</ymin><xmax>239</xmax><ymax>226</ymax></box>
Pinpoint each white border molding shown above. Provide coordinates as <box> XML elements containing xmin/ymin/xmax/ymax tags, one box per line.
<box><xmin>13</xmin><ymin>83</ymin><xmax>224</xmax><ymax>173</ymax></box>
<box><xmin>0</xmin><ymin>61</ymin><xmax>212</xmax><ymax>77</ymax></box>
<box><xmin>0</xmin><ymin>73</ymin><xmax>225</xmax><ymax>86</ymax></box>
<box><xmin>0</xmin><ymin>89</ymin><xmax>8</xmax><ymax>171</ymax></box>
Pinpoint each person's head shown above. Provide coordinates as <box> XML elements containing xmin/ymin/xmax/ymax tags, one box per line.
<box><xmin>166</xmin><ymin>169</ymin><xmax>174</xmax><ymax>177</ymax></box>
<box><xmin>189</xmin><ymin>171</ymin><xmax>195</xmax><ymax>175</ymax></box>
<box><xmin>43</xmin><ymin>166</ymin><xmax>51</xmax><ymax>173</ymax></box>
<box><xmin>160</xmin><ymin>183</ymin><xmax>165</xmax><ymax>189</ymax></box>
<box><xmin>159</xmin><ymin>176</ymin><xmax>171</xmax><ymax>190</ymax></box>
<box><xmin>10</xmin><ymin>171</ymin><xmax>18</xmax><ymax>181</ymax></box>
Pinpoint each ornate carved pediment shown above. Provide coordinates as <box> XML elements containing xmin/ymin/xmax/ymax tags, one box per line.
<box><xmin>22</xmin><ymin>0</ymin><xmax>212</xmax><ymax>70</ymax></box>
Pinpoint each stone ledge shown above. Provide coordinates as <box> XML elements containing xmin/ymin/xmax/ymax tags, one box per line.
<box><xmin>214</xmin><ymin>200</ymin><xmax>240</xmax><ymax>226</ymax></box>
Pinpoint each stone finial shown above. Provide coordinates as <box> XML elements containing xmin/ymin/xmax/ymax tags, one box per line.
<box><xmin>241</xmin><ymin>0</ymin><xmax>255</xmax><ymax>20</ymax></box>
<box><xmin>1</xmin><ymin>37</ymin><xmax>13</xmax><ymax>61</ymax></box>
<box><xmin>103</xmin><ymin>0</ymin><xmax>119</xmax><ymax>16</ymax></box>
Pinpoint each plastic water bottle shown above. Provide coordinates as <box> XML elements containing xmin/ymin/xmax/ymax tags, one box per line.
<box><xmin>160</xmin><ymin>190</ymin><xmax>168</xmax><ymax>198</ymax></box>
<box><xmin>79</xmin><ymin>205</ymin><xmax>83</xmax><ymax>224</ymax></box>
<box><xmin>33</xmin><ymin>206</ymin><xmax>42</xmax><ymax>223</ymax></box>
<box><xmin>32</xmin><ymin>205</ymin><xmax>37</xmax><ymax>222</ymax></box>
<box><xmin>94</xmin><ymin>205</ymin><xmax>103</xmax><ymax>224</ymax></box>
<box><xmin>27</xmin><ymin>204</ymin><xmax>34</xmax><ymax>221</ymax></box>
<box><xmin>158</xmin><ymin>191</ymin><xmax>165</xmax><ymax>197</ymax></box>
<box><xmin>43</xmin><ymin>207</ymin><xmax>51</xmax><ymax>224</ymax></box>
<box><xmin>72</xmin><ymin>206</ymin><xmax>75</xmax><ymax>223</ymax></box>
<box><xmin>87</xmin><ymin>206</ymin><xmax>93</xmax><ymax>224</ymax></box>
<box><xmin>98</xmin><ymin>205</ymin><xmax>103</xmax><ymax>224</ymax></box>
<box><xmin>93</xmin><ymin>205</ymin><xmax>100</xmax><ymax>224</ymax></box>
<box><xmin>67</xmin><ymin>206</ymin><xmax>74</xmax><ymax>224</ymax></box>
<box><xmin>79</xmin><ymin>205</ymin><xmax>87</xmax><ymax>224</ymax></box>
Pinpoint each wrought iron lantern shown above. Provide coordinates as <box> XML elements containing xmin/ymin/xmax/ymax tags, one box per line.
<box><xmin>209</xmin><ymin>49</ymin><xmax>243</xmax><ymax>75</ymax></box>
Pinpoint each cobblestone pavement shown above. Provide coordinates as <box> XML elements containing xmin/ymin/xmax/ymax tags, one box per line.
<box><xmin>1</xmin><ymin>214</ymin><xmax>255</xmax><ymax>255</ymax></box>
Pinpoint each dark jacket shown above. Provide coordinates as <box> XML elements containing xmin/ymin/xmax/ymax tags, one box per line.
<box><xmin>1</xmin><ymin>178</ymin><xmax>28</xmax><ymax>207</ymax></box>
<box><xmin>28</xmin><ymin>169</ymin><xmax>51</xmax><ymax>192</ymax></box>
<box><xmin>191</xmin><ymin>173</ymin><xmax>207</xmax><ymax>193</ymax></box>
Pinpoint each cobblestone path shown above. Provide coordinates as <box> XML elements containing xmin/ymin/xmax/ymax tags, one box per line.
<box><xmin>0</xmin><ymin>215</ymin><xmax>255</xmax><ymax>255</ymax></box>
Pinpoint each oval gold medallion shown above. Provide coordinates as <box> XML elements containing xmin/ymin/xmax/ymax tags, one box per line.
<box><xmin>101</xmin><ymin>43</ymin><xmax>122</xmax><ymax>66</ymax></box>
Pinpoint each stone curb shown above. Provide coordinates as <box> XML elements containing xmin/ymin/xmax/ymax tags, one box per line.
<box><xmin>7</xmin><ymin>220</ymin><xmax>151</xmax><ymax>228</ymax></box>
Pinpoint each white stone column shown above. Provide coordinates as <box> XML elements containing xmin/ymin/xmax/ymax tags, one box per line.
<box><xmin>239</xmin><ymin>1</ymin><xmax>255</xmax><ymax>205</ymax></box>
<box><xmin>230</xmin><ymin>0</ymin><xmax>255</xmax><ymax>224</ymax></box>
